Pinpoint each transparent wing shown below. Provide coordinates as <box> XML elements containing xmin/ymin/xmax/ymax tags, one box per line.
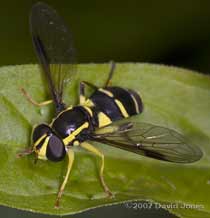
<box><xmin>30</xmin><ymin>2</ymin><xmax>76</xmax><ymax>111</ymax></box>
<box><xmin>90</xmin><ymin>121</ymin><xmax>203</xmax><ymax>163</ymax></box>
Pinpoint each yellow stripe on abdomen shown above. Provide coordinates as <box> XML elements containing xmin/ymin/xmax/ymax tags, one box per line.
<box><xmin>98</xmin><ymin>88</ymin><xmax>114</xmax><ymax>97</ymax></box>
<box><xmin>97</xmin><ymin>112</ymin><xmax>112</xmax><ymax>128</ymax></box>
<box><xmin>114</xmin><ymin>99</ymin><xmax>129</xmax><ymax>118</ymax></box>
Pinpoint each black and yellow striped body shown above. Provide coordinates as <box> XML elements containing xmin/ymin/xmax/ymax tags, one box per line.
<box><xmin>25</xmin><ymin>4</ymin><xmax>202</xmax><ymax>207</ymax></box>
<box><xmin>90</xmin><ymin>87</ymin><xmax>143</xmax><ymax>128</ymax></box>
<box><xmin>51</xmin><ymin>86</ymin><xmax>143</xmax><ymax>147</ymax></box>
<box><xmin>27</xmin><ymin>3</ymin><xmax>144</xmax><ymax>206</ymax></box>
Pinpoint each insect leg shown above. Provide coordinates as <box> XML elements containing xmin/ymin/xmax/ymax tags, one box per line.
<box><xmin>55</xmin><ymin>149</ymin><xmax>75</xmax><ymax>208</ymax></box>
<box><xmin>21</xmin><ymin>87</ymin><xmax>53</xmax><ymax>107</ymax></box>
<box><xmin>79</xmin><ymin>82</ymin><xmax>86</xmax><ymax>104</ymax></box>
<box><xmin>80</xmin><ymin>142</ymin><xmax>114</xmax><ymax>198</ymax></box>
<box><xmin>16</xmin><ymin>148</ymin><xmax>33</xmax><ymax>158</ymax></box>
<box><xmin>79</xmin><ymin>81</ymin><xmax>98</xmax><ymax>104</ymax></box>
<box><xmin>104</xmin><ymin>61</ymin><xmax>116</xmax><ymax>87</ymax></box>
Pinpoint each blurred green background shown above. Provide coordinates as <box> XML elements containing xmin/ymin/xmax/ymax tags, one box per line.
<box><xmin>1</xmin><ymin>0</ymin><xmax>210</xmax><ymax>217</ymax></box>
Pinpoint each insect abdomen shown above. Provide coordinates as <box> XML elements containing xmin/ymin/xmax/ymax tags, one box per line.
<box><xmin>90</xmin><ymin>86</ymin><xmax>143</xmax><ymax>128</ymax></box>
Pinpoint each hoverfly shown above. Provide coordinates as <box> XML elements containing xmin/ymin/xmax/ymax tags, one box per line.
<box><xmin>18</xmin><ymin>2</ymin><xmax>203</xmax><ymax>208</ymax></box>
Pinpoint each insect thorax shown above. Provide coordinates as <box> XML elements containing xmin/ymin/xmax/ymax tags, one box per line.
<box><xmin>51</xmin><ymin>106</ymin><xmax>94</xmax><ymax>146</ymax></box>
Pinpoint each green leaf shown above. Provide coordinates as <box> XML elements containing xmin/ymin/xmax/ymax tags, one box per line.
<box><xmin>0</xmin><ymin>63</ymin><xmax>209</xmax><ymax>217</ymax></box>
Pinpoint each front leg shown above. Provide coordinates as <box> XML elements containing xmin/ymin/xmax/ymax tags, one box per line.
<box><xmin>21</xmin><ymin>87</ymin><xmax>53</xmax><ymax>107</ymax></box>
<box><xmin>55</xmin><ymin>149</ymin><xmax>75</xmax><ymax>208</ymax></box>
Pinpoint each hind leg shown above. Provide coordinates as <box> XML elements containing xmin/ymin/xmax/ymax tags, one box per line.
<box><xmin>79</xmin><ymin>81</ymin><xmax>98</xmax><ymax>104</ymax></box>
<box><xmin>80</xmin><ymin>142</ymin><xmax>114</xmax><ymax>198</ymax></box>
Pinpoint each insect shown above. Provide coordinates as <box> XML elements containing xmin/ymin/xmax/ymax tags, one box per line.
<box><xmin>18</xmin><ymin>2</ymin><xmax>203</xmax><ymax>208</ymax></box>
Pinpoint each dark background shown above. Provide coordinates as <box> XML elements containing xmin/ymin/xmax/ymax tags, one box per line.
<box><xmin>1</xmin><ymin>0</ymin><xmax>209</xmax><ymax>217</ymax></box>
<box><xmin>1</xmin><ymin>0</ymin><xmax>210</xmax><ymax>74</ymax></box>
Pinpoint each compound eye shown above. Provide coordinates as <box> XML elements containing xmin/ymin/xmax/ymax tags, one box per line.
<box><xmin>46</xmin><ymin>134</ymin><xmax>66</xmax><ymax>162</ymax></box>
<box><xmin>33</xmin><ymin>124</ymin><xmax>52</xmax><ymax>142</ymax></box>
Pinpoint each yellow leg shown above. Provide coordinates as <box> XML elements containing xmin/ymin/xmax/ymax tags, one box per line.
<box><xmin>80</xmin><ymin>95</ymin><xmax>86</xmax><ymax>105</ymax></box>
<box><xmin>80</xmin><ymin>142</ymin><xmax>113</xmax><ymax>198</ymax></box>
<box><xmin>55</xmin><ymin>149</ymin><xmax>75</xmax><ymax>208</ymax></box>
<box><xmin>79</xmin><ymin>81</ymin><xmax>98</xmax><ymax>105</ymax></box>
<box><xmin>21</xmin><ymin>87</ymin><xmax>53</xmax><ymax>107</ymax></box>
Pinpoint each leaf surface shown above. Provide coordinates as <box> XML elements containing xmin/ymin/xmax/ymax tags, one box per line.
<box><xmin>0</xmin><ymin>63</ymin><xmax>209</xmax><ymax>217</ymax></box>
